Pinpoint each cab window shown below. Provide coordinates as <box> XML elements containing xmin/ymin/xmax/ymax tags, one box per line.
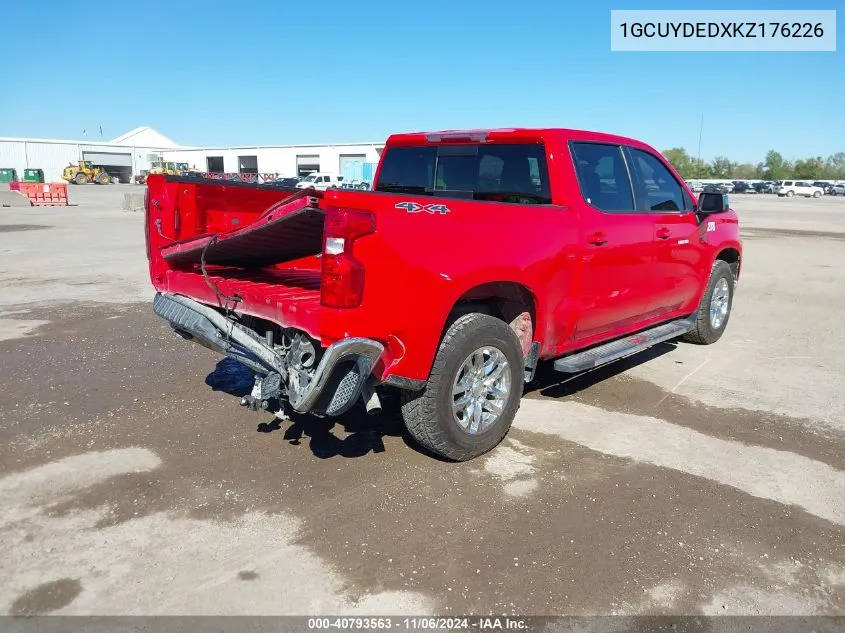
<box><xmin>570</xmin><ymin>142</ymin><xmax>635</xmax><ymax>212</ymax></box>
<box><xmin>626</xmin><ymin>147</ymin><xmax>689</xmax><ymax>212</ymax></box>
<box><xmin>375</xmin><ymin>143</ymin><xmax>552</xmax><ymax>205</ymax></box>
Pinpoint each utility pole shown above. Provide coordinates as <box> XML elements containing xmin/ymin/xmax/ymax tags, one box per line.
<box><xmin>697</xmin><ymin>114</ymin><xmax>704</xmax><ymax>177</ymax></box>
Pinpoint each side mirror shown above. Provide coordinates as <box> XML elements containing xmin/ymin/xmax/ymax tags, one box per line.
<box><xmin>697</xmin><ymin>191</ymin><xmax>729</xmax><ymax>214</ymax></box>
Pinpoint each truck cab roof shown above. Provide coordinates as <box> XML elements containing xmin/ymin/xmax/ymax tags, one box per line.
<box><xmin>385</xmin><ymin>127</ymin><xmax>654</xmax><ymax>151</ymax></box>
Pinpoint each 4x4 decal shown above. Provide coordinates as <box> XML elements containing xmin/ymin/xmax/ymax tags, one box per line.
<box><xmin>395</xmin><ymin>202</ymin><xmax>451</xmax><ymax>215</ymax></box>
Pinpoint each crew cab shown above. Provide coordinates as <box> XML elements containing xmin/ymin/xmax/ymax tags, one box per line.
<box><xmin>146</xmin><ymin>128</ymin><xmax>742</xmax><ymax>461</ymax></box>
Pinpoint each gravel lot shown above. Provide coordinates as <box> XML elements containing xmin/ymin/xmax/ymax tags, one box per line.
<box><xmin>0</xmin><ymin>186</ymin><xmax>843</xmax><ymax>616</ymax></box>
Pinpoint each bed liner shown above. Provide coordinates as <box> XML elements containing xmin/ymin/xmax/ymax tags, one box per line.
<box><xmin>160</xmin><ymin>189</ymin><xmax>325</xmax><ymax>268</ymax></box>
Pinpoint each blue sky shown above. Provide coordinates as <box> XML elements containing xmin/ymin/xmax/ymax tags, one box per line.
<box><xmin>0</xmin><ymin>0</ymin><xmax>840</xmax><ymax>162</ymax></box>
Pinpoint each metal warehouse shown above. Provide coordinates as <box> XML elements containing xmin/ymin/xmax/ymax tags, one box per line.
<box><xmin>0</xmin><ymin>127</ymin><xmax>182</xmax><ymax>184</ymax></box>
<box><xmin>162</xmin><ymin>143</ymin><xmax>384</xmax><ymax>182</ymax></box>
<box><xmin>0</xmin><ymin>126</ymin><xmax>384</xmax><ymax>184</ymax></box>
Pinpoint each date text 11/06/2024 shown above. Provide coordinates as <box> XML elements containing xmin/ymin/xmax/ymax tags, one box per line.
<box><xmin>307</xmin><ymin>617</ymin><xmax>529</xmax><ymax>630</ymax></box>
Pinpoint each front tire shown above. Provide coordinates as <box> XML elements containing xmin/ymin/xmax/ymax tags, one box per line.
<box><xmin>813</xmin><ymin>191</ymin><xmax>821</xmax><ymax>198</ymax></box>
<box><xmin>400</xmin><ymin>313</ymin><xmax>524</xmax><ymax>461</ymax></box>
<box><xmin>682</xmin><ymin>260</ymin><xmax>735</xmax><ymax>345</ymax></box>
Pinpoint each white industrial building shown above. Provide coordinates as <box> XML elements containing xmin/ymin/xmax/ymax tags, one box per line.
<box><xmin>162</xmin><ymin>143</ymin><xmax>383</xmax><ymax>180</ymax></box>
<box><xmin>0</xmin><ymin>127</ymin><xmax>184</xmax><ymax>183</ymax></box>
<box><xmin>0</xmin><ymin>126</ymin><xmax>384</xmax><ymax>184</ymax></box>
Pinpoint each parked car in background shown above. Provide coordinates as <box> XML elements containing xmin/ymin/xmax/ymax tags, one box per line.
<box><xmin>774</xmin><ymin>180</ymin><xmax>823</xmax><ymax>198</ymax></box>
<box><xmin>268</xmin><ymin>176</ymin><xmax>302</xmax><ymax>188</ymax></box>
<box><xmin>812</xmin><ymin>181</ymin><xmax>832</xmax><ymax>193</ymax></box>
<box><xmin>340</xmin><ymin>179</ymin><xmax>371</xmax><ymax>190</ymax></box>
<box><xmin>296</xmin><ymin>173</ymin><xmax>344</xmax><ymax>190</ymax></box>
<box><xmin>831</xmin><ymin>183</ymin><xmax>845</xmax><ymax>196</ymax></box>
<box><xmin>732</xmin><ymin>182</ymin><xmax>754</xmax><ymax>193</ymax></box>
<box><xmin>704</xmin><ymin>183</ymin><xmax>731</xmax><ymax>194</ymax></box>
<box><xmin>753</xmin><ymin>181</ymin><xmax>774</xmax><ymax>193</ymax></box>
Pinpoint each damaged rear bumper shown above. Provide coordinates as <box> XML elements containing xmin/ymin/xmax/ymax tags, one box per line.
<box><xmin>152</xmin><ymin>292</ymin><xmax>383</xmax><ymax>415</ymax></box>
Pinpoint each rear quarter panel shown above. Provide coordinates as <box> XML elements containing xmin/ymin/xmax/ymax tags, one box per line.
<box><xmin>320</xmin><ymin>189</ymin><xmax>578</xmax><ymax>382</ymax></box>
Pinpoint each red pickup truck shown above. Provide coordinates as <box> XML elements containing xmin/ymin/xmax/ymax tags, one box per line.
<box><xmin>146</xmin><ymin>127</ymin><xmax>741</xmax><ymax>461</ymax></box>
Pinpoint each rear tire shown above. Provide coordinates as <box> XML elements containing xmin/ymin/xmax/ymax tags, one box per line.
<box><xmin>74</xmin><ymin>172</ymin><xmax>88</xmax><ymax>185</ymax></box>
<box><xmin>682</xmin><ymin>260</ymin><xmax>735</xmax><ymax>345</ymax></box>
<box><xmin>786</xmin><ymin>190</ymin><xmax>794</xmax><ymax>197</ymax></box>
<box><xmin>400</xmin><ymin>313</ymin><xmax>523</xmax><ymax>461</ymax></box>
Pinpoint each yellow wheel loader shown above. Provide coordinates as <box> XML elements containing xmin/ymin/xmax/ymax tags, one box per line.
<box><xmin>62</xmin><ymin>161</ymin><xmax>112</xmax><ymax>185</ymax></box>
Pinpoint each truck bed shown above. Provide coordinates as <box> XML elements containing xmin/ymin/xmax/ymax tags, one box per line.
<box><xmin>155</xmin><ymin>266</ymin><xmax>323</xmax><ymax>332</ymax></box>
<box><xmin>161</xmin><ymin>190</ymin><xmax>325</xmax><ymax>268</ymax></box>
<box><xmin>160</xmin><ymin>205</ymin><xmax>325</xmax><ymax>268</ymax></box>
<box><xmin>146</xmin><ymin>175</ymin><xmax>326</xmax><ymax>338</ymax></box>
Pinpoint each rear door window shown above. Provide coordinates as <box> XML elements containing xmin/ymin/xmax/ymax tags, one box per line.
<box><xmin>570</xmin><ymin>142</ymin><xmax>635</xmax><ymax>212</ymax></box>
<box><xmin>375</xmin><ymin>143</ymin><xmax>552</xmax><ymax>204</ymax></box>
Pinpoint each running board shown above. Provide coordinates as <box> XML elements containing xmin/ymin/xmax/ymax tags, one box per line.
<box><xmin>553</xmin><ymin>318</ymin><xmax>693</xmax><ymax>374</ymax></box>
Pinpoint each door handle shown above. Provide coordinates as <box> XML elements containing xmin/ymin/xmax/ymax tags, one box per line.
<box><xmin>656</xmin><ymin>227</ymin><xmax>671</xmax><ymax>240</ymax></box>
<box><xmin>587</xmin><ymin>232</ymin><xmax>608</xmax><ymax>246</ymax></box>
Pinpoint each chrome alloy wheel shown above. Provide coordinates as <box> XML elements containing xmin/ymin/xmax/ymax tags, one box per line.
<box><xmin>709</xmin><ymin>277</ymin><xmax>730</xmax><ymax>330</ymax></box>
<box><xmin>451</xmin><ymin>346</ymin><xmax>511</xmax><ymax>435</ymax></box>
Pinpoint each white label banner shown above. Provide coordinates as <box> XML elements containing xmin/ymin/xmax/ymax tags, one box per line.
<box><xmin>611</xmin><ymin>10</ymin><xmax>836</xmax><ymax>51</ymax></box>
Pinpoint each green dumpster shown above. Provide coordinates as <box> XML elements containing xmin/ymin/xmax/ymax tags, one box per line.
<box><xmin>0</xmin><ymin>168</ymin><xmax>18</xmax><ymax>183</ymax></box>
<box><xmin>23</xmin><ymin>168</ymin><xmax>45</xmax><ymax>183</ymax></box>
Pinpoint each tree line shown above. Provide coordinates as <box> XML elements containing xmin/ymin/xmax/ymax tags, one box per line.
<box><xmin>661</xmin><ymin>148</ymin><xmax>845</xmax><ymax>181</ymax></box>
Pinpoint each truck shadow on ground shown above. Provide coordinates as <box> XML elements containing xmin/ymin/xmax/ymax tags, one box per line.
<box><xmin>525</xmin><ymin>341</ymin><xmax>677</xmax><ymax>399</ymax></box>
<box><xmin>204</xmin><ymin>358</ymin><xmax>436</xmax><ymax>460</ymax></box>
<box><xmin>273</xmin><ymin>403</ymin><xmax>413</xmax><ymax>460</ymax></box>
<box><xmin>203</xmin><ymin>341</ymin><xmax>678</xmax><ymax>460</ymax></box>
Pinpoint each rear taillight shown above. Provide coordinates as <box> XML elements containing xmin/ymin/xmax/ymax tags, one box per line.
<box><xmin>321</xmin><ymin>208</ymin><xmax>376</xmax><ymax>308</ymax></box>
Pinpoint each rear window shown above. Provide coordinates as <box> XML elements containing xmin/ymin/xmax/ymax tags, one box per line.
<box><xmin>375</xmin><ymin>143</ymin><xmax>552</xmax><ymax>204</ymax></box>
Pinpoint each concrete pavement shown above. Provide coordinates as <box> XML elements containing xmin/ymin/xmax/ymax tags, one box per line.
<box><xmin>0</xmin><ymin>188</ymin><xmax>843</xmax><ymax>616</ymax></box>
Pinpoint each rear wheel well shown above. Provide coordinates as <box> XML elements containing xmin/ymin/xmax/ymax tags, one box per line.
<box><xmin>716</xmin><ymin>248</ymin><xmax>741</xmax><ymax>280</ymax></box>
<box><xmin>445</xmin><ymin>282</ymin><xmax>537</xmax><ymax>358</ymax></box>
